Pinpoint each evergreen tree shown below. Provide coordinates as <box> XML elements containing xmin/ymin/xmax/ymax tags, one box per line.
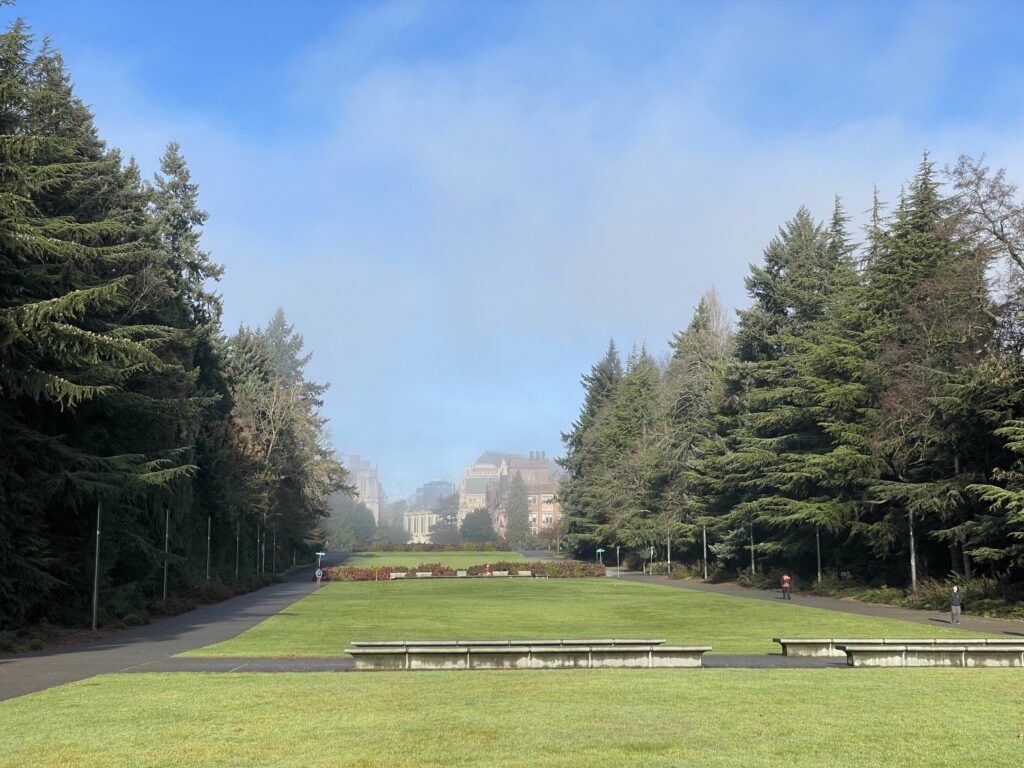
<box><xmin>557</xmin><ymin>340</ymin><xmax>622</xmax><ymax>554</ymax></box>
<box><xmin>580</xmin><ymin>346</ymin><xmax>661</xmax><ymax>556</ymax></box>
<box><xmin>0</xmin><ymin>23</ymin><xmax>197</xmax><ymax>626</ymax></box>
<box><xmin>461</xmin><ymin>508</ymin><xmax>497</xmax><ymax>542</ymax></box>
<box><xmin>710</xmin><ymin>207</ymin><xmax>848</xmax><ymax>573</ymax></box>
<box><xmin>863</xmin><ymin>156</ymin><xmax>994</xmax><ymax>587</ymax></box>
<box><xmin>658</xmin><ymin>288</ymin><xmax>732</xmax><ymax>565</ymax></box>
<box><xmin>505</xmin><ymin>472</ymin><xmax>531</xmax><ymax>549</ymax></box>
<box><xmin>150</xmin><ymin>140</ymin><xmax>223</xmax><ymax>327</ymax></box>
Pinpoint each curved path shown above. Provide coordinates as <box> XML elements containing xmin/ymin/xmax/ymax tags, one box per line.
<box><xmin>4</xmin><ymin>563</ymin><xmax>1022</xmax><ymax>700</ymax></box>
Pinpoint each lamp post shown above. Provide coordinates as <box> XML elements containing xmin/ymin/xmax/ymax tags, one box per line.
<box><xmin>616</xmin><ymin>545</ymin><xmax>620</xmax><ymax>578</ymax></box>
<box><xmin>91</xmin><ymin>500</ymin><xmax>102</xmax><ymax>631</ymax></box>
<box><xmin>596</xmin><ymin>547</ymin><xmax>605</xmax><ymax>566</ymax></box>
<box><xmin>702</xmin><ymin>524</ymin><xmax>708</xmax><ymax>581</ymax></box>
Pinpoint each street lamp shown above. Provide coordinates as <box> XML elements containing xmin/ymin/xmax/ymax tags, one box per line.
<box><xmin>616</xmin><ymin>545</ymin><xmax>620</xmax><ymax>578</ymax></box>
<box><xmin>316</xmin><ymin>550</ymin><xmax>327</xmax><ymax>568</ymax></box>
<box><xmin>596</xmin><ymin>547</ymin><xmax>605</xmax><ymax>566</ymax></box>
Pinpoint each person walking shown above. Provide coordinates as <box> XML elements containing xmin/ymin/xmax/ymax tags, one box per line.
<box><xmin>781</xmin><ymin>573</ymin><xmax>792</xmax><ymax>600</ymax></box>
<box><xmin>949</xmin><ymin>585</ymin><xmax>962</xmax><ymax>624</ymax></box>
<box><xmin>315</xmin><ymin>567</ymin><xmax>324</xmax><ymax>586</ymax></box>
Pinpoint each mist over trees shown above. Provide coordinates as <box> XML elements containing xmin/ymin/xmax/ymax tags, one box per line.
<box><xmin>0</xmin><ymin>22</ymin><xmax>345</xmax><ymax>629</ymax></box>
<box><xmin>560</xmin><ymin>155</ymin><xmax>1024</xmax><ymax>592</ymax></box>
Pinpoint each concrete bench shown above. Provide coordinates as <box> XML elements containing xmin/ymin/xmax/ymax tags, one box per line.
<box><xmin>415</xmin><ymin>571</ymin><xmax>432</xmax><ymax>578</ymax></box>
<box><xmin>517</xmin><ymin>570</ymin><xmax>533</xmax><ymax>577</ymax></box>
<box><xmin>349</xmin><ymin>638</ymin><xmax>668</xmax><ymax>649</ymax></box>
<box><xmin>388</xmin><ymin>572</ymin><xmax>406</xmax><ymax>580</ymax></box>
<box><xmin>346</xmin><ymin>639</ymin><xmax>708</xmax><ymax>671</ymax></box>
<box><xmin>491</xmin><ymin>571</ymin><xmax>509</xmax><ymax>577</ymax></box>
<box><xmin>840</xmin><ymin>644</ymin><xmax>1024</xmax><ymax>668</ymax></box>
<box><xmin>774</xmin><ymin>637</ymin><xmax>1024</xmax><ymax>658</ymax></box>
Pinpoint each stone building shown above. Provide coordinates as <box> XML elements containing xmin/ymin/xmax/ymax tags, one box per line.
<box><xmin>346</xmin><ymin>454</ymin><xmax>382</xmax><ymax>524</ymax></box>
<box><xmin>457</xmin><ymin>451</ymin><xmax>514</xmax><ymax>525</ymax></box>
<box><xmin>457</xmin><ymin>450</ymin><xmax>564</xmax><ymax>539</ymax></box>
<box><xmin>403</xmin><ymin>507</ymin><xmax>438</xmax><ymax>544</ymax></box>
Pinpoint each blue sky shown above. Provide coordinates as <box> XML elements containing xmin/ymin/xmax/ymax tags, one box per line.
<box><xmin>10</xmin><ymin>0</ymin><xmax>1024</xmax><ymax>495</ymax></box>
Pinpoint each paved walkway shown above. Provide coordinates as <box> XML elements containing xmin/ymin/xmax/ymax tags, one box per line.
<box><xmin>0</xmin><ymin>557</ymin><xmax>339</xmax><ymax>702</ymax></box>
<box><xmin>616</xmin><ymin>572</ymin><xmax>1024</xmax><ymax>636</ymax></box>
<box><xmin>4</xmin><ymin>564</ymin><xmax>1022</xmax><ymax>701</ymax></box>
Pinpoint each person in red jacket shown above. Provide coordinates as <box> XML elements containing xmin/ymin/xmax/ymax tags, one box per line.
<box><xmin>781</xmin><ymin>573</ymin><xmax>792</xmax><ymax>600</ymax></box>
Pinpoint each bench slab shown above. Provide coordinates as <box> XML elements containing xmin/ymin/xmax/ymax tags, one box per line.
<box><xmin>347</xmin><ymin>641</ymin><xmax>710</xmax><ymax>671</ymax></box>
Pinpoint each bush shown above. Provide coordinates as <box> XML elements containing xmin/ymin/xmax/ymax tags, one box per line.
<box><xmin>462</xmin><ymin>542</ymin><xmax>478</xmax><ymax>551</ymax></box>
<box><xmin>483</xmin><ymin>542</ymin><xmax>496</xmax><ymax>551</ymax></box>
<box><xmin>669</xmin><ymin>562</ymin><xmax>705</xmax><ymax>580</ymax></box>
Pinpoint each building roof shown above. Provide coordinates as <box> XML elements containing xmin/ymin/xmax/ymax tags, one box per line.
<box><xmin>475</xmin><ymin>450</ymin><xmax>518</xmax><ymax>467</ymax></box>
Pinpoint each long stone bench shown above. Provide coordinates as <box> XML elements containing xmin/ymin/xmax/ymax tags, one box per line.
<box><xmin>350</xmin><ymin>638</ymin><xmax>667</xmax><ymax>648</ymax></box>
<box><xmin>346</xmin><ymin>639</ymin><xmax>709</xmax><ymax>670</ymax></box>
<box><xmin>773</xmin><ymin>637</ymin><xmax>1024</xmax><ymax>658</ymax></box>
<box><xmin>840</xmin><ymin>644</ymin><xmax>1024</xmax><ymax>668</ymax></box>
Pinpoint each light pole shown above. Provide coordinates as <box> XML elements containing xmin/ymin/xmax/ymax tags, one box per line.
<box><xmin>616</xmin><ymin>545</ymin><xmax>620</xmax><ymax>578</ymax></box>
<box><xmin>91</xmin><ymin>500</ymin><xmax>102</xmax><ymax>631</ymax></box>
<box><xmin>163</xmin><ymin>506</ymin><xmax>170</xmax><ymax>601</ymax></box>
<box><xmin>702</xmin><ymin>524</ymin><xmax>708</xmax><ymax>581</ymax></box>
<box><xmin>596</xmin><ymin>547</ymin><xmax>604</xmax><ymax>566</ymax></box>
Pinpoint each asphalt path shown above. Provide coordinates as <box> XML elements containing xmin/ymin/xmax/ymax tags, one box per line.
<box><xmin>0</xmin><ymin>554</ymin><xmax>342</xmax><ymax>702</ymax></box>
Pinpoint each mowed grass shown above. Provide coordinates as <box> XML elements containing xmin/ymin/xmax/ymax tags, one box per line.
<box><xmin>2</xmin><ymin>669</ymin><xmax>1022</xmax><ymax>767</ymax></box>
<box><xmin>183</xmin><ymin>578</ymin><xmax>993</xmax><ymax>657</ymax></box>
<box><xmin>339</xmin><ymin>551</ymin><xmax>526</xmax><ymax>568</ymax></box>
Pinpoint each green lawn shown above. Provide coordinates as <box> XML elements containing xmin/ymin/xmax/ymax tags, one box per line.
<box><xmin>183</xmin><ymin>578</ymin><xmax>992</xmax><ymax>657</ymax></box>
<box><xmin>2</xmin><ymin>669</ymin><xmax>1021</xmax><ymax>767</ymax></box>
<box><xmin>339</xmin><ymin>551</ymin><xmax>526</xmax><ymax>568</ymax></box>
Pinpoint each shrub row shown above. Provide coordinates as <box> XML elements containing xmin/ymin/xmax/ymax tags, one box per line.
<box><xmin>325</xmin><ymin>560</ymin><xmax>605</xmax><ymax>581</ymax></box>
<box><xmin>365</xmin><ymin>542</ymin><xmax>512</xmax><ymax>552</ymax></box>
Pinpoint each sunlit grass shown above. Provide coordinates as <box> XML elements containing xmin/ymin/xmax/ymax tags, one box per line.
<box><xmin>339</xmin><ymin>551</ymin><xmax>525</xmax><ymax>568</ymax></box>
<box><xmin>2</xmin><ymin>669</ymin><xmax>1021</xmax><ymax>767</ymax></box>
<box><xmin>183</xmin><ymin>578</ymin><xmax>994</xmax><ymax>657</ymax></box>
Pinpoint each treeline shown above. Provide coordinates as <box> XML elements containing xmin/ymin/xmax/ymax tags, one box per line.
<box><xmin>0</xmin><ymin>22</ymin><xmax>344</xmax><ymax>629</ymax></box>
<box><xmin>560</xmin><ymin>155</ymin><xmax>1024</xmax><ymax>591</ymax></box>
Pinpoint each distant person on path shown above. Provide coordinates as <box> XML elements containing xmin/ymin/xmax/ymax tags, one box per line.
<box><xmin>315</xmin><ymin>567</ymin><xmax>324</xmax><ymax>586</ymax></box>
<box><xmin>949</xmin><ymin>585</ymin><xmax>962</xmax><ymax>624</ymax></box>
<box><xmin>781</xmin><ymin>573</ymin><xmax>792</xmax><ymax>600</ymax></box>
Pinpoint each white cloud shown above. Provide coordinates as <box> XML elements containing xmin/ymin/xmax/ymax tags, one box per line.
<box><xmin>57</xmin><ymin>0</ymin><xmax>1024</xmax><ymax>490</ymax></box>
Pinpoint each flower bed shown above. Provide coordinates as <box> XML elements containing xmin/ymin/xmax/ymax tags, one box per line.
<box><xmin>325</xmin><ymin>561</ymin><xmax>605</xmax><ymax>581</ymax></box>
